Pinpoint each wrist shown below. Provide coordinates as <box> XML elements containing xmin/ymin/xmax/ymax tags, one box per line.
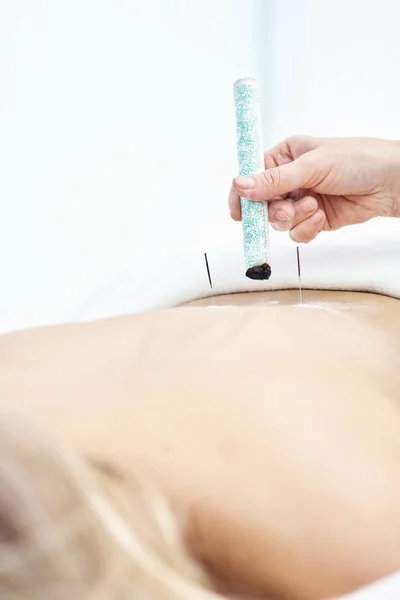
<box><xmin>389</xmin><ymin>140</ymin><xmax>400</xmax><ymax>217</ymax></box>
<box><xmin>393</xmin><ymin>197</ymin><xmax>400</xmax><ymax>218</ymax></box>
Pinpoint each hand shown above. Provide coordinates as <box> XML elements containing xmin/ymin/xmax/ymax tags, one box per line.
<box><xmin>229</xmin><ymin>136</ymin><xmax>400</xmax><ymax>243</ymax></box>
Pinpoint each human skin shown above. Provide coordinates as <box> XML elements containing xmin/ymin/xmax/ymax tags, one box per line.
<box><xmin>1</xmin><ymin>291</ymin><xmax>400</xmax><ymax>599</ymax></box>
<box><xmin>187</xmin><ymin>290</ymin><xmax>400</xmax><ymax>345</ymax></box>
<box><xmin>228</xmin><ymin>136</ymin><xmax>400</xmax><ymax>242</ymax></box>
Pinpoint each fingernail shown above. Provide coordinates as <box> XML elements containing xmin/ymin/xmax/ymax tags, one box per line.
<box><xmin>235</xmin><ymin>176</ymin><xmax>255</xmax><ymax>189</ymax></box>
<box><xmin>276</xmin><ymin>209</ymin><xmax>290</xmax><ymax>221</ymax></box>
<box><xmin>270</xmin><ymin>221</ymin><xmax>287</xmax><ymax>231</ymax></box>
<box><xmin>304</xmin><ymin>200</ymin><xmax>317</xmax><ymax>213</ymax></box>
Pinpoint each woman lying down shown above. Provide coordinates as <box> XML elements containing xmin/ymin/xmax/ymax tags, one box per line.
<box><xmin>1</xmin><ymin>136</ymin><xmax>400</xmax><ymax>600</ymax></box>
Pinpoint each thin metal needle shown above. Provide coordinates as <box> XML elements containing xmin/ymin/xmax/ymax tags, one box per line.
<box><xmin>204</xmin><ymin>252</ymin><xmax>213</xmax><ymax>289</ymax></box>
<box><xmin>296</xmin><ymin>246</ymin><xmax>303</xmax><ymax>305</ymax></box>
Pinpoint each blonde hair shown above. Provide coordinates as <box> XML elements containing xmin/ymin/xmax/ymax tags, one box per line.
<box><xmin>0</xmin><ymin>410</ymin><xmax>222</xmax><ymax>600</ymax></box>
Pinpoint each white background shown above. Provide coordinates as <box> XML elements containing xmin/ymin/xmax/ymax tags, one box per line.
<box><xmin>1</xmin><ymin>0</ymin><xmax>400</xmax><ymax>330</ymax></box>
<box><xmin>259</xmin><ymin>0</ymin><xmax>400</xmax><ymax>141</ymax></box>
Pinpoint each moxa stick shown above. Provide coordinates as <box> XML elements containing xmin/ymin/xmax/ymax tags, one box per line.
<box><xmin>233</xmin><ymin>78</ymin><xmax>271</xmax><ymax>280</ymax></box>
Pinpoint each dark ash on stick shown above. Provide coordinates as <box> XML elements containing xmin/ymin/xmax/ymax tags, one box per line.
<box><xmin>246</xmin><ymin>263</ymin><xmax>272</xmax><ymax>281</ymax></box>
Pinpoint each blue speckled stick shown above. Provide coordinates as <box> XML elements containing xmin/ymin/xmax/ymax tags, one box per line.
<box><xmin>233</xmin><ymin>78</ymin><xmax>271</xmax><ymax>280</ymax></box>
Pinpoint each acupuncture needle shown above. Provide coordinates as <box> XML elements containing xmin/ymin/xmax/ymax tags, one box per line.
<box><xmin>204</xmin><ymin>252</ymin><xmax>215</xmax><ymax>305</ymax></box>
<box><xmin>296</xmin><ymin>246</ymin><xmax>303</xmax><ymax>305</ymax></box>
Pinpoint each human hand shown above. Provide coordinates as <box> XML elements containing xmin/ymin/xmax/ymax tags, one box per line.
<box><xmin>229</xmin><ymin>136</ymin><xmax>400</xmax><ymax>242</ymax></box>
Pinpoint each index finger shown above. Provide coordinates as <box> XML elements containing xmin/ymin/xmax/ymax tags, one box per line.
<box><xmin>265</xmin><ymin>135</ymin><xmax>322</xmax><ymax>167</ymax></box>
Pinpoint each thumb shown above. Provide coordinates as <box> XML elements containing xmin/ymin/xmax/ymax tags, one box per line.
<box><xmin>232</xmin><ymin>156</ymin><xmax>313</xmax><ymax>201</ymax></box>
